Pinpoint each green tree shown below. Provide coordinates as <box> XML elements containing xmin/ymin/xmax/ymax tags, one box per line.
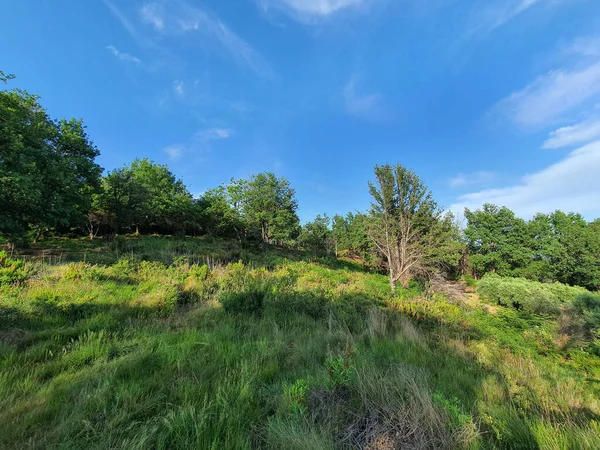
<box><xmin>331</xmin><ymin>212</ymin><xmax>374</xmax><ymax>262</ymax></box>
<box><xmin>298</xmin><ymin>214</ymin><xmax>332</xmax><ymax>255</ymax></box>
<box><xmin>240</xmin><ymin>173</ymin><xmax>299</xmax><ymax>249</ymax></box>
<box><xmin>464</xmin><ymin>204</ymin><xmax>532</xmax><ymax>278</ymax></box>
<box><xmin>196</xmin><ymin>185</ymin><xmax>246</xmax><ymax>240</ymax></box>
<box><xmin>368</xmin><ymin>164</ymin><xmax>460</xmax><ymax>291</ymax></box>
<box><xmin>545</xmin><ymin>211</ymin><xmax>600</xmax><ymax>290</ymax></box>
<box><xmin>129</xmin><ymin>158</ymin><xmax>192</xmax><ymax>233</ymax></box>
<box><xmin>0</xmin><ymin>82</ymin><xmax>101</xmax><ymax>246</ymax></box>
<box><xmin>94</xmin><ymin>168</ymin><xmax>147</xmax><ymax>234</ymax></box>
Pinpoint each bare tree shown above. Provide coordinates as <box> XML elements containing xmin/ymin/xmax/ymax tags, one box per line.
<box><xmin>368</xmin><ymin>164</ymin><xmax>460</xmax><ymax>292</ymax></box>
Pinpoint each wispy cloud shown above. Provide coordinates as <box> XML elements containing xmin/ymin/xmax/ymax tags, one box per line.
<box><xmin>543</xmin><ymin>114</ymin><xmax>600</xmax><ymax>149</ymax></box>
<box><xmin>259</xmin><ymin>0</ymin><xmax>366</xmax><ymax>20</ymax></box>
<box><xmin>563</xmin><ymin>35</ymin><xmax>600</xmax><ymax>58</ymax></box>
<box><xmin>469</xmin><ymin>0</ymin><xmax>555</xmax><ymax>35</ymax></box>
<box><xmin>492</xmin><ymin>61</ymin><xmax>600</xmax><ymax>128</ymax></box>
<box><xmin>196</xmin><ymin>128</ymin><xmax>233</xmax><ymax>141</ymax></box>
<box><xmin>164</xmin><ymin>128</ymin><xmax>233</xmax><ymax>161</ymax></box>
<box><xmin>138</xmin><ymin>0</ymin><xmax>274</xmax><ymax>78</ymax></box>
<box><xmin>449</xmin><ymin>171</ymin><xmax>495</xmax><ymax>188</ymax></box>
<box><xmin>164</xmin><ymin>145</ymin><xmax>184</xmax><ymax>160</ymax></box>
<box><xmin>173</xmin><ymin>80</ymin><xmax>184</xmax><ymax>97</ymax></box>
<box><xmin>450</xmin><ymin>141</ymin><xmax>600</xmax><ymax>218</ymax></box>
<box><xmin>140</xmin><ymin>3</ymin><xmax>164</xmax><ymax>30</ymax></box>
<box><xmin>106</xmin><ymin>45</ymin><xmax>141</xmax><ymax>64</ymax></box>
<box><xmin>103</xmin><ymin>0</ymin><xmax>141</xmax><ymax>42</ymax></box>
<box><xmin>343</xmin><ymin>74</ymin><xmax>383</xmax><ymax>119</ymax></box>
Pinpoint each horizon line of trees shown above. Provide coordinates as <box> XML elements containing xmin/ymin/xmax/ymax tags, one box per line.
<box><xmin>2</xmin><ymin>71</ymin><xmax>599</xmax><ymax>292</ymax></box>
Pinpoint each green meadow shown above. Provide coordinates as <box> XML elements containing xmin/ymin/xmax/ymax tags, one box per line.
<box><xmin>1</xmin><ymin>236</ymin><xmax>599</xmax><ymax>449</ymax></box>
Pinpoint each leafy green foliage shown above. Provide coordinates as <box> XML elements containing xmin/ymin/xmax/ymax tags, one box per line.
<box><xmin>239</xmin><ymin>172</ymin><xmax>300</xmax><ymax>246</ymax></box>
<box><xmin>0</xmin><ymin>85</ymin><xmax>101</xmax><ymax>243</ymax></box>
<box><xmin>0</xmin><ymin>251</ymin><xmax>33</xmax><ymax>285</ymax></box>
<box><xmin>297</xmin><ymin>214</ymin><xmax>332</xmax><ymax>255</ymax></box>
<box><xmin>368</xmin><ymin>164</ymin><xmax>463</xmax><ymax>290</ymax></box>
<box><xmin>465</xmin><ymin>206</ymin><xmax>600</xmax><ymax>291</ymax></box>
<box><xmin>477</xmin><ymin>273</ymin><xmax>589</xmax><ymax>315</ymax></box>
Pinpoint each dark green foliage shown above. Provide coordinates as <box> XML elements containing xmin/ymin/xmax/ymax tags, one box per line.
<box><xmin>331</xmin><ymin>212</ymin><xmax>374</xmax><ymax>262</ymax></box>
<box><xmin>465</xmin><ymin>206</ymin><xmax>600</xmax><ymax>291</ymax></box>
<box><xmin>220</xmin><ymin>288</ymin><xmax>266</xmax><ymax>315</ymax></box>
<box><xmin>239</xmin><ymin>172</ymin><xmax>300</xmax><ymax>246</ymax></box>
<box><xmin>297</xmin><ymin>214</ymin><xmax>333</xmax><ymax>255</ymax></box>
<box><xmin>0</xmin><ymin>84</ymin><xmax>101</xmax><ymax>243</ymax></box>
<box><xmin>464</xmin><ymin>204</ymin><xmax>531</xmax><ymax>277</ymax></box>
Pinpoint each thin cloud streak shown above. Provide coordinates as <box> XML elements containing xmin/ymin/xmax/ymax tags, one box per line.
<box><xmin>137</xmin><ymin>0</ymin><xmax>275</xmax><ymax>79</ymax></box>
<box><xmin>106</xmin><ymin>45</ymin><xmax>141</xmax><ymax>64</ymax></box>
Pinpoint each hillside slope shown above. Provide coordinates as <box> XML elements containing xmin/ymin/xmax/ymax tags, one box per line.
<box><xmin>1</xmin><ymin>237</ymin><xmax>599</xmax><ymax>449</ymax></box>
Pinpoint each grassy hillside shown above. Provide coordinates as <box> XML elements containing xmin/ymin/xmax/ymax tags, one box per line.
<box><xmin>1</xmin><ymin>237</ymin><xmax>599</xmax><ymax>449</ymax></box>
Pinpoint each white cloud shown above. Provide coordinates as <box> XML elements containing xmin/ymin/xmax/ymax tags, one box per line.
<box><xmin>106</xmin><ymin>45</ymin><xmax>141</xmax><ymax>64</ymax></box>
<box><xmin>164</xmin><ymin>145</ymin><xmax>183</xmax><ymax>160</ymax></box>
<box><xmin>564</xmin><ymin>35</ymin><xmax>600</xmax><ymax>58</ymax></box>
<box><xmin>543</xmin><ymin>115</ymin><xmax>600</xmax><ymax>149</ymax></box>
<box><xmin>173</xmin><ymin>80</ymin><xmax>184</xmax><ymax>97</ymax></box>
<box><xmin>493</xmin><ymin>61</ymin><xmax>600</xmax><ymax>127</ymax></box>
<box><xmin>138</xmin><ymin>1</ymin><xmax>273</xmax><ymax>78</ymax></box>
<box><xmin>449</xmin><ymin>171</ymin><xmax>495</xmax><ymax>188</ymax></box>
<box><xmin>343</xmin><ymin>75</ymin><xmax>382</xmax><ymax>119</ymax></box>
<box><xmin>469</xmin><ymin>0</ymin><xmax>551</xmax><ymax>34</ymax></box>
<box><xmin>449</xmin><ymin>141</ymin><xmax>600</xmax><ymax>218</ymax></box>
<box><xmin>196</xmin><ymin>128</ymin><xmax>233</xmax><ymax>141</ymax></box>
<box><xmin>261</xmin><ymin>0</ymin><xmax>364</xmax><ymax>17</ymax></box>
<box><xmin>140</xmin><ymin>3</ymin><xmax>165</xmax><ymax>30</ymax></box>
<box><xmin>164</xmin><ymin>128</ymin><xmax>233</xmax><ymax>161</ymax></box>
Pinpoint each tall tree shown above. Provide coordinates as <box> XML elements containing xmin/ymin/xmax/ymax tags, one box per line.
<box><xmin>0</xmin><ymin>81</ymin><xmax>101</xmax><ymax>246</ymax></box>
<box><xmin>464</xmin><ymin>204</ymin><xmax>532</xmax><ymax>278</ymax></box>
<box><xmin>240</xmin><ymin>173</ymin><xmax>299</xmax><ymax>249</ymax></box>
<box><xmin>368</xmin><ymin>164</ymin><xmax>460</xmax><ymax>291</ymax></box>
<box><xmin>298</xmin><ymin>214</ymin><xmax>332</xmax><ymax>255</ymax></box>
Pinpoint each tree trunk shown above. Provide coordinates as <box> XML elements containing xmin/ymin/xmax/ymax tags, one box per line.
<box><xmin>389</xmin><ymin>269</ymin><xmax>396</xmax><ymax>293</ymax></box>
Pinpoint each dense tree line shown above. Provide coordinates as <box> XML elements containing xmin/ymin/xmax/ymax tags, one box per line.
<box><xmin>2</xmin><ymin>72</ymin><xmax>599</xmax><ymax>291</ymax></box>
<box><xmin>464</xmin><ymin>205</ymin><xmax>600</xmax><ymax>291</ymax></box>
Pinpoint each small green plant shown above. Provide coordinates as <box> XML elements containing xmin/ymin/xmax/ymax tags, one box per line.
<box><xmin>464</xmin><ymin>274</ymin><xmax>477</xmax><ymax>288</ymax></box>
<box><xmin>283</xmin><ymin>379</ymin><xmax>308</xmax><ymax>417</ymax></box>
<box><xmin>432</xmin><ymin>391</ymin><xmax>471</xmax><ymax>429</ymax></box>
<box><xmin>325</xmin><ymin>342</ymin><xmax>355</xmax><ymax>390</ymax></box>
<box><xmin>0</xmin><ymin>251</ymin><xmax>33</xmax><ymax>285</ymax></box>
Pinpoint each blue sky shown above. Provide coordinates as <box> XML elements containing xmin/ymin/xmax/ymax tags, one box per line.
<box><xmin>2</xmin><ymin>0</ymin><xmax>600</xmax><ymax>222</ymax></box>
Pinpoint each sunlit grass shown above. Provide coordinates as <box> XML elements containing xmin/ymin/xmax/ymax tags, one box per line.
<box><xmin>1</xmin><ymin>237</ymin><xmax>599</xmax><ymax>449</ymax></box>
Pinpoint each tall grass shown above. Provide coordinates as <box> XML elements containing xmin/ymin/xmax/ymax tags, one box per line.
<box><xmin>1</xmin><ymin>237</ymin><xmax>599</xmax><ymax>449</ymax></box>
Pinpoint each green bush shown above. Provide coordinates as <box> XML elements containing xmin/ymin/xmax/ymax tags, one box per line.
<box><xmin>220</xmin><ymin>287</ymin><xmax>266</xmax><ymax>315</ymax></box>
<box><xmin>573</xmin><ymin>293</ymin><xmax>600</xmax><ymax>337</ymax></box>
<box><xmin>477</xmin><ymin>273</ymin><xmax>589</xmax><ymax>315</ymax></box>
<box><xmin>0</xmin><ymin>251</ymin><xmax>33</xmax><ymax>285</ymax></box>
<box><xmin>264</xmin><ymin>291</ymin><xmax>329</xmax><ymax>320</ymax></box>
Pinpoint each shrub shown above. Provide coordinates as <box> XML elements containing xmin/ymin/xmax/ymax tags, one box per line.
<box><xmin>264</xmin><ymin>291</ymin><xmax>329</xmax><ymax>320</ymax></box>
<box><xmin>220</xmin><ymin>287</ymin><xmax>266</xmax><ymax>315</ymax></box>
<box><xmin>573</xmin><ymin>293</ymin><xmax>600</xmax><ymax>340</ymax></box>
<box><xmin>0</xmin><ymin>251</ymin><xmax>34</xmax><ymax>285</ymax></box>
<box><xmin>477</xmin><ymin>274</ymin><xmax>588</xmax><ymax>315</ymax></box>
